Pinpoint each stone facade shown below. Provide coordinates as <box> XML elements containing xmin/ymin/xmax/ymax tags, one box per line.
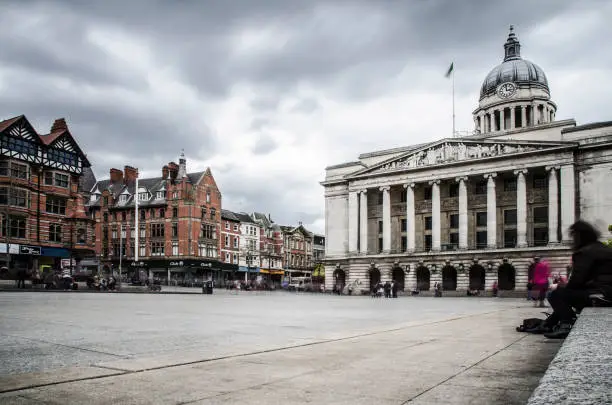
<box><xmin>321</xmin><ymin>27</ymin><xmax>612</xmax><ymax>294</ymax></box>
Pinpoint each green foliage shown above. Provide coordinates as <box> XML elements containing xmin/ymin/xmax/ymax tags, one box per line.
<box><xmin>605</xmin><ymin>239</ymin><xmax>612</xmax><ymax>247</ymax></box>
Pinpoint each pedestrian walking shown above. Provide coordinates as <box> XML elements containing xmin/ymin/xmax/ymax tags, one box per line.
<box><xmin>532</xmin><ymin>257</ymin><xmax>550</xmax><ymax>308</ymax></box>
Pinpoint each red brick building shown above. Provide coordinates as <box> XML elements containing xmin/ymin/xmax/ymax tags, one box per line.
<box><xmin>0</xmin><ymin>115</ymin><xmax>95</xmax><ymax>276</ymax></box>
<box><xmin>87</xmin><ymin>153</ymin><xmax>236</xmax><ymax>284</ymax></box>
<box><xmin>281</xmin><ymin>223</ymin><xmax>314</xmax><ymax>278</ymax></box>
<box><xmin>220</xmin><ymin>209</ymin><xmax>241</xmax><ymax>266</ymax></box>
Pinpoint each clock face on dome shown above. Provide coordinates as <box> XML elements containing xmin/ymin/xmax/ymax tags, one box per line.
<box><xmin>497</xmin><ymin>82</ymin><xmax>517</xmax><ymax>99</ymax></box>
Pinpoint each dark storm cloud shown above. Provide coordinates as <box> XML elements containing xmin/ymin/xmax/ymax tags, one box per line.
<box><xmin>0</xmin><ymin>0</ymin><xmax>607</xmax><ymax>231</ymax></box>
<box><xmin>0</xmin><ymin>70</ymin><xmax>215</xmax><ymax>180</ymax></box>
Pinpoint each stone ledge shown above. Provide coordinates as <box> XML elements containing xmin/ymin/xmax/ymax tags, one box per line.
<box><xmin>527</xmin><ymin>308</ymin><xmax>612</xmax><ymax>405</ymax></box>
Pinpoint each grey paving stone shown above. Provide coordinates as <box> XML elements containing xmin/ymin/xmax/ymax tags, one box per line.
<box><xmin>527</xmin><ymin>308</ymin><xmax>612</xmax><ymax>405</ymax></box>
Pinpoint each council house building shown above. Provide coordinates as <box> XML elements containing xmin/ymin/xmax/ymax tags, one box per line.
<box><xmin>321</xmin><ymin>27</ymin><xmax>612</xmax><ymax>294</ymax></box>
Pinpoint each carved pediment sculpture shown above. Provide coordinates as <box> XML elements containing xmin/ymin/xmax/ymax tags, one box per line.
<box><xmin>373</xmin><ymin>141</ymin><xmax>550</xmax><ymax>174</ymax></box>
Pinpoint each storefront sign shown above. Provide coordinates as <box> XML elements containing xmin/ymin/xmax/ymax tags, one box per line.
<box><xmin>0</xmin><ymin>243</ymin><xmax>20</xmax><ymax>254</ymax></box>
<box><xmin>61</xmin><ymin>259</ymin><xmax>76</xmax><ymax>269</ymax></box>
<box><xmin>19</xmin><ymin>245</ymin><xmax>41</xmax><ymax>255</ymax></box>
<box><xmin>119</xmin><ymin>259</ymin><xmax>232</xmax><ymax>270</ymax></box>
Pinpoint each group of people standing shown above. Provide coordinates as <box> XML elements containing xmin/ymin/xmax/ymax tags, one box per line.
<box><xmin>372</xmin><ymin>281</ymin><xmax>399</xmax><ymax>298</ymax></box>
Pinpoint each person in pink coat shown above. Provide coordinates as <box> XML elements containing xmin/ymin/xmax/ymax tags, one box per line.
<box><xmin>532</xmin><ymin>257</ymin><xmax>550</xmax><ymax>307</ymax></box>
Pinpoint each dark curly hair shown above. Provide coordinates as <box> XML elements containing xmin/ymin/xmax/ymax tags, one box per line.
<box><xmin>569</xmin><ymin>220</ymin><xmax>600</xmax><ymax>249</ymax></box>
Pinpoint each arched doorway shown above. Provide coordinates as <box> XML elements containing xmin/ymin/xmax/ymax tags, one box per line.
<box><xmin>369</xmin><ymin>268</ymin><xmax>381</xmax><ymax>289</ymax></box>
<box><xmin>416</xmin><ymin>266</ymin><xmax>430</xmax><ymax>291</ymax></box>
<box><xmin>469</xmin><ymin>264</ymin><xmax>485</xmax><ymax>291</ymax></box>
<box><xmin>497</xmin><ymin>263</ymin><xmax>516</xmax><ymax>290</ymax></box>
<box><xmin>333</xmin><ymin>269</ymin><xmax>346</xmax><ymax>291</ymax></box>
<box><xmin>391</xmin><ymin>266</ymin><xmax>405</xmax><ymax>291</ymax></box>
<box><xmin>442</xmin><ymin>266</ymin><xmax>457</xmax><ymax>291</ymax></box>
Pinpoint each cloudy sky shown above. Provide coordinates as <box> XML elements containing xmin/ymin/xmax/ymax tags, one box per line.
<box><xmin>1</xmin><ymin>1</ymin><xmax>611</xmax><ymax>233</ymax></box>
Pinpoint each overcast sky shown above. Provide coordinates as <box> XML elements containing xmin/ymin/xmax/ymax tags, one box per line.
<box><xmin>1</xmin><ymin>1</ymin><xmax>611</xmax><ymax>234</ymax></box>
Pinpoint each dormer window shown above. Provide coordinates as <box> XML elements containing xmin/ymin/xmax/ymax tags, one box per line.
<box><xmin>156</xmin><ymin>191</ymin><xmax>165</xmax><ymax>200</ymax></box>
<box><xmin>90</xmin><ymin>194</ymin><xmax>98</xmax><ymax>202</ymax></box>
<box><xmin>138</xmin><ymin>192</ymin><xmax>149</xmax><ymax>201</ymax></box>
<box><xmin>119</xmin><ymin>194</ymin><xmax>127</xmax><ymax>203</ymax></box>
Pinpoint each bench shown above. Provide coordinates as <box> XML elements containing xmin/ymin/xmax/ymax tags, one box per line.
<box><xmin>527</xmin><ymin>307</ymin><xmax>612</xmax><ymax>405</ymax></box>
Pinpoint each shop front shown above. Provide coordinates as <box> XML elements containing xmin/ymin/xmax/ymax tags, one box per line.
<box><xmin>0</xmin><ymin>243</ymin><xmax>21</xmax><ymax>278</ymax></box>
<box><xmin>259</xmin><ymin>268</ymin><xmax>284</xmax><ymax>287</ymax></box>
<box><xmin>121</xmin><ymin>259</ymin><xmax>238</xmax><ymax>287</ymax></box>
<box><xmin>238</xmin><ymin>265</ymin><xmax>260</xmax><ymax>282</ymax></box>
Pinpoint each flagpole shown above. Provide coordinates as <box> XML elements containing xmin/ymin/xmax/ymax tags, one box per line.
<box><xmin>452</xmin><ymin>66</ymin><xmax>456</xmax><ymax>137</ymax></box>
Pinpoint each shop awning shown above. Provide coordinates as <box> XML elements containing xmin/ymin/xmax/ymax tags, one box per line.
<box><xmin>260</xmin><ymin>268</ymin><xmax>284</xmax><ymax>275</ymax></box>
<box><xmin>41</xmin><ymin>247</ymin><xmax>70</xmax><ymax>258</ymax></box>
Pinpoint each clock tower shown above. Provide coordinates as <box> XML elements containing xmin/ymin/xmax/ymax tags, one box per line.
<box><xmin>472</xmin><ymin>26</ymin><xmax>557</xmax><ymax>134</ymax></box>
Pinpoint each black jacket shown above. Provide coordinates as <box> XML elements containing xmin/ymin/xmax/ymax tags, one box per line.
<box><xmin>568</xmin><ymin>241</ymin><xmax>612</xmax><ymax>297</ymax></box>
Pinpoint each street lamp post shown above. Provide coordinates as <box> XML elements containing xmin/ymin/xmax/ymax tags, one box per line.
<box><xmin>118</xmin><ymin>224</ymin><xmax>123</xmax><ymax>280</ymax></box>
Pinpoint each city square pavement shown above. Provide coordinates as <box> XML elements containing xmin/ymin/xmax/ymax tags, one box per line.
<box><xmin>0</xmin><ymin>291</ymin><xmax>561</xmax><ymax>404</ymax></box>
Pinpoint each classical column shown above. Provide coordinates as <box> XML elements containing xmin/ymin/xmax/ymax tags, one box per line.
<box><xmin>514</xmin><ymin>169</ymin><xmax>528</xmax><ymax>247</ymax></box>
<box><xmin>546</xmin><ymin>167</ymin><xmax>559</xmax><ymax>244</ymax></box>
<box><xmin>499</xmin><ymin>109</ymin><xmax>505</xmax><ymax>131</ymax></box>
<box><xmin>532</xmin><ymin>102</ymin><xmax>538</xmax><ymax>125</ymax></box>
<box><xmin>560</xmin><ymin>165</ymin><xmax>575</xmax><ymax>243</ymax></box>
<box><xmin>348</xmin><ymin>191</ymin><xmax>359</xmax><ymax>253</ymax></box>
<box><xmin>510</xmin><ymin>106</ymin><xmax>516</xmax><ymax>130</ymax></box>
<box><xmin>456</xmin><ymin>176</ymin><xmax>468</xmax><ymax>249</ymax></box>
<box><xmin>485</xmin><ymin>173</ymin><xmax>497</xmax><ymax>248</ymax></box>
<box><xmin>521</xmin><ymin>105</ymin><xmax>527</xmax><ymax>128</ymax></box>
<box><xmin>481</xmin><ymin>113</ymin><xmax>487</xmax><ymax>133</ymax></box>
<box><xmin>430</xmin><ymin>180</ymin><xmax>441</xmax><ymax>251</ymax></box>
<box><xmin>403</xmin><ymin>183</ymin><xmax>415</xmax><ymax>252</ymax></box>
<box><xmin>380</xmin><ymin>186</ymin><xmax>391</xmax><ymax>252</ymax></box>
<box><xmin>359</xmin><ymin>190</ymin><xmax>368</xmax><ymax>253</ymax></box>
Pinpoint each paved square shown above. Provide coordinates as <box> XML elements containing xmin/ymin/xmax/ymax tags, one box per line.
<box><xmin>0</xmin><ymin>291</ymin><xmax>560</xmax><ymax>404</ymax></box>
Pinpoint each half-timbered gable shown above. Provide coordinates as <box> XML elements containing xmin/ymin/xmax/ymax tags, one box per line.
<box><xmin>39</xmin><ymin>119</ymin><xmax>90</xmax><ymax>175</ymax></box>
<box><xmin>0</xmin><ymin>115</ymin><xmax>43</xmax><ymax>165</ymax></box>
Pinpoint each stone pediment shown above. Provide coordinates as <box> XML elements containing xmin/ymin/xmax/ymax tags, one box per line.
<box><xmin>350</xmin><ymin>139</ymin><xmax>571</xmax><ymax>177</ymax></box>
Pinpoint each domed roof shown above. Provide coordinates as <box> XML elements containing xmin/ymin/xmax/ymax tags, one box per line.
<box><xmin>480</xmin><ymin>26</ymin><xmax>549</xmax><ymax>100</ymax></box>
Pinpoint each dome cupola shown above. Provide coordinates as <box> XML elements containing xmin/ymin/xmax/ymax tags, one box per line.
<box><xmin>473</xmin><ymin>26</ymin><xmax>557</xmax><ymax>134</ymax></box>
<box><xmin>479</xmin><ymin>26</ymin><xmax>549</xmax><ymax>101</ymax></box>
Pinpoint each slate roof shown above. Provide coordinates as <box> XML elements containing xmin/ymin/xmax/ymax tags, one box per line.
<box><xmin>0</xmin><ymin>116</ymin><xmax>21</xmax><ymax>132</ymax></box>
<box><xmin>252</xmin><ymin>212</ymin><xmax>273</xmax><ymax>228</ymax></box>
<box><xmin>235</xmin><ymin>212</ymin><xmax>257</xmax><ymax>224</ymax></box>
<box><xmin>221</xmin><ymin>209</ymin><xmax>240</xmax><ymax>222</ymax></box>
<box><xmin>88</xmin><ymin>171</ymin><xmax>206</xmax><ymax>209</ymax></box>
<box><xmin>78</xmin><ymin>167</ymin><xmax>97</xmax><ymax>193</ymax></box>
<box><xmin>281</xmin><ymin>224</ymin><xmax>314</xmax><ymax>237</ymax></box>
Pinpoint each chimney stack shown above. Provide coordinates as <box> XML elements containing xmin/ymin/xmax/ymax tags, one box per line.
<box><xmin>162</xmin><ymin>165</ymin><xmax>169</xmax><ymax>180</ymax></box>
<box><xmin>124</xmin><ymin>166</ymin><xmax>138</xmax><ymax>184</ymax></box>
<box><xmin>110</xmin><ymin>168</ymin><xmax>123</xmax><ymax>184</ymax></box>
<box><xmin>167</xmin><ymin>162</ymin><xmax>179</xmax><ymax>181</ymax></box>
<box><xmin>51</xmin><ymin>118</ymin><xmax>68</xmax><ymax>133</ymax></box>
